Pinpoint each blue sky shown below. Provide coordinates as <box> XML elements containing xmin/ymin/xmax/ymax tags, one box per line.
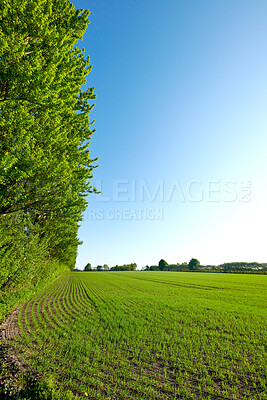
<box><xmin>73</xmin><ymin>0</ymin><xmax>267</xmax><ymax>269</ymax></box>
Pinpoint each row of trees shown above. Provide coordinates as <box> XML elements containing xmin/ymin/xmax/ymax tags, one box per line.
<box><xmin>82</xmin><ymin>260</ymin><xmax>267</xmax><ymax>273</ymax></box>
<box><xmin>83</xmin><ymin>263</ymin><xmax>137</xmax><ymax>271</ymax></box>
<box><xmin>143</xmin><ymin>259</ymin><xmax>267</xmax><ymax>272</ymax></box>
<box><xmin>110</xmin><ymin>263</ymin><xmax>137</xmax><ymax>271</ymax></box>
<box><xmin>84</xmin><ymin>263</ymin><xmax>109</xmax><ymax>271</ymax></box>
<box><xmin>0</xmin><ymin>0</ymin><xmax>96</xmax><ymax>315</ymax></box>
<box><xmin>216</xmin><ymin>262</ymin><xmax>267</xmax><ymax>272</ymax></box>
<box><xmin>143</xmin><ymin>259</ymin><xmax>201</xmax><ymax>271</ymax></box>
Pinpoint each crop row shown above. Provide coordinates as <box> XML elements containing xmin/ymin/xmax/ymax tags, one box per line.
<box><xmin>2</xmin><ymin>272</ymin><xmax>267</xmax><ymax>399</ymax></box>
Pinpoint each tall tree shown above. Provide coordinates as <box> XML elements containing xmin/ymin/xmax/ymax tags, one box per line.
<box><xmin>84</xmin><ymin>263</ymin><xmax>92</xmax><ymax>271</ymax></box>
<box><xmin>158</xmin><ymin>259</ymin><xmax>168</xmax><ymax>271</ymax></box>
<box><xmin>188</xmin><ymin>258</ymin><xmax>200</xmax><ymax>270</ymax></box>
<box><xmin>0</xmin><ymin>0</ymin><xmax>97</xmax><ymax>220</ymax></box>
<box><xmin>0</xmin><ymin>0</ymin><xmax>97</xmax><ymax>298</ymax></box>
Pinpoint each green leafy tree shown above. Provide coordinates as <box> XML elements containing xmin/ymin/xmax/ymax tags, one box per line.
<box><xmin>84</xmin><ymin>263</ymin><xmax>92</xmax><ymax>271</ymax></box>
<box><xmin>103</xmin><ymin>264</ymin><xmax>109</xmax><ymax>271</ymax></box>
<box><xmin>158</xmin><ymin>259</ymin><xmax>168</xmax><ymax>271</ymax></box>
<box><xmin>0</xmin><ymin>0</ymin><xmax>97</xmax><ymax>311</ymax></box>
<box><xmin>150</xmin><ymin>265</ymin><xmax>160</xmax><ymax>271</ymax></box>
<box><xmin>96</xmin><ymin>265</ymin><xmax>102</xmax><ymax>271</ymax></box>
<box><xmin>0</xmin><ymin>0</ymin><xmax>97</xmax><ymax>220</ymax></box>
<box><xmin>188</xmin><ymin>258</ymin><xmax>200</xmax><ymax>270</ymax></box>
<box><xmin>110</xmin><ymin>263</ymin><xmax>137</xmax><ymax>271</ymax></box>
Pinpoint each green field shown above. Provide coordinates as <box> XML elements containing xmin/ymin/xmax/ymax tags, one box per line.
<box><xmin>1</xmin><ymin>272</ymin><xmax>267</xmax><ymax>399</ymax></box>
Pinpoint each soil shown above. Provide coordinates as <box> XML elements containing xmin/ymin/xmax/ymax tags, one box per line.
<box><xmin>0</xmin><ymin>304</ymin><xmax>42</xmax><ymax>399</ymax></box>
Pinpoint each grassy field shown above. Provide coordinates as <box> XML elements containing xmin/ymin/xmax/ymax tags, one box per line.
<box><xmin>1</xmin><ymin>272</ymin><xmax>266</xmax><ymax>399</ymax></box>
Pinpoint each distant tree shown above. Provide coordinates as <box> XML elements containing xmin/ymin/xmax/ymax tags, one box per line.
<box><xmin>103</xmin><ymin>264</ymin><xmax>109</xmax><ymax>270</ymax></box>
<box><xmin>96</xmin><ymin>265</ymin><xmax>102</xmax><ymax>271</ymax></box>
<box><xmin>158</xmin><ymin>259</ymin><xmax>168</xmax><ymax>271</ymax></box>
<box><xmin>167</xmin><ymin>264</ymin><xmax>178</xmax><ymax>271</ymax></box>
<box><xmin>84</xmin><ymin>263</ymin><xmax>92</xmax><ymax>271</ymax></box>
<box><xmin>130</xmin><ymin>263</ymin><xmax>137</xmax><ymax>271</ymax></box>
<box><xmin>188</xmin><ymin>258</ymin><xmax>200</xmax><ymax>270</ymax></box>
<box><xmin>109</xmin><ymin>263</ymin><xmax>137</xmax><ymax>271</ymax></box>
<box><xmin>150</xmin><ymin>265</ymin><xmax>160</xmax><ymax>271</ymax></box>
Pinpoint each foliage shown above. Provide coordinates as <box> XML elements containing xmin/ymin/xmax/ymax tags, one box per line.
<box><xmin>83</xmin><ymin>264</ymin><xmax>109</xmax><ymax>271</ymax></box>
<box><xmin>0</xmin><ymin>258</ymin><xmax>69</xmax><ymax>323</ymax></box>
<box><xmin>188</xmin><ymin>258</ymin><xmax>200</xmax><ymax>270</ymax></box>
<box><xmin>158</xmin><ymin>259</ymin><xmax>168</xmax><ymax>271</ymax></box>
<box><xmin>110</xmin><ymin>263</ymin><xmax>137</xmax><ymax>271</ymax></box>
<box><xmin>149</xmin><ymin>265</ymin><xmax>160</xmax><ymax>271</ymax></box>
<box><xmin>143</xmin><ymin>260</ymin><xmax>267</xmax><ymax>273</ymax></box>
<box><xmin>0</xmin><ymin>0</ymin><xmax>97</xmax><ymax>319</ymax></box>
<box><xmin>84</xmin><ymin>263</ymin><xmax>92</xmax><ymax>271</ymax></box>
<box><xmin>218</xmin><ymin>262</ymin><xmax>267</xmax><ymax>271</ymax></box>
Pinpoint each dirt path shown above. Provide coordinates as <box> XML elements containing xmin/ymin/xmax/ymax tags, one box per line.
<box><xmin>0</xmin><ymin>302</ymin><xmax>45</xmax><ymax>399</ymax></box>
<box><xmin>0</xmin><ymin>306</ymin><xmax>22</xmax><ymax>341</ymax></box>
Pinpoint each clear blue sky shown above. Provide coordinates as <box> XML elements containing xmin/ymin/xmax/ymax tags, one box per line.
<box><xmin>73</xmin><ymin>0</ymin><xmax>267</xmax><ymax>269</ymax></box>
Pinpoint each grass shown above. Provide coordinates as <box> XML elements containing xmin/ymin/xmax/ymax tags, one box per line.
<box><xmin>1</xmin><ymin>271</ymin><xmax>266</xmax><ymax>399</ymax></box>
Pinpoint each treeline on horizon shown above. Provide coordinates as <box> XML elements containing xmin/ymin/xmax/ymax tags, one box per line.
<box><xmin>144</xmin><ymin>260</ymin><xmax>267</xmax><ymax>273</ymax></box>
<box><xmin>80</xmin><ymin>259</ymin><xmax>267</xmax><ymax>273</ymax></box>
<box><xmin>0</xmin><ymin>0</ymin><xmax>96</xmax><ymax>321</ymax></box>
<box><xmin>82</xmin><ymin>263</ymin><xmax>138</xmax><ymax>272</ymax></box>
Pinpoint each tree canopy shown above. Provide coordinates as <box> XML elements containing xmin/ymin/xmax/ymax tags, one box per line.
<box><xmin>158</xmin><ymin>259</ymin><xmax>168</xmax><ymax>271</ymax></box>
<box><xmin>0</xmin><ymin>0</ymin><xmax>97</xmax><ymax>313</ymax></box>
<box><xmin>188</xmin><ymin>258</ymin><xmax>200</xmax><ymax>270</ymax></box>
<box><xmin>110</xmin><ymin>263</ymin><xmax>137</xmax><ymax>271</ymax></box>
<box><xmin>84</xmin><ymin>263</ymin><xmax>92</xmax><ymax>271</ymax></box>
